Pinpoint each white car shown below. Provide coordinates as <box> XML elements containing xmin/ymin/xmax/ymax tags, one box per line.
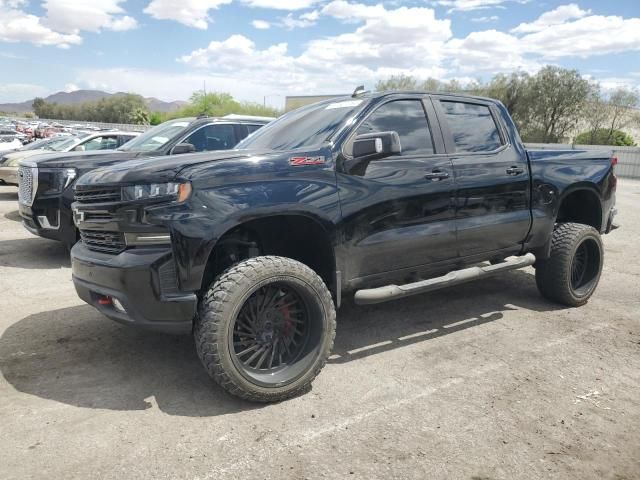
<box><xmin>0</xmin><ymin>130</ymin><xmax>139</xmax><ymax>186</ymax></box>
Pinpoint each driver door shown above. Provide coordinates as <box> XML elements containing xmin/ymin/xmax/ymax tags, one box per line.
<box><xmin>337</xmin><ymin>96</ymin><xmax>457</xmax><ymax>282</ymax></box>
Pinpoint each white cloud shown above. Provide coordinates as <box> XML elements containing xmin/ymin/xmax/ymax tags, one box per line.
<box><xmin>519</xmin><ymin>13</ymin><xmax>640</xmax><ymax>58</ymax></box>
<box><xmin>511</xmin><ymin>3</ymin><xmax>590</xmax><ymax>33</ymax></box>
<box><xmin>280</xmin><ymin>10</ymin><xmax>319</xmax><ymax>29</ymax></box>
<box><xmin>43</xmin><ymin>0</ymin><xmax>138</xmax><ymax>33</ymax></box>
<box><xmin>144</xmin><ymin>0</ymin><xmax>231</xmax><ymax>29</ymax></box>
<box><xmin>0</xmin><ymin>0</ymin><xmax>136</xmax><ymax>48</ymax></box>
<box><xmin>433</xmin><ymin>0</ymin><xmax>527</xmax><ymax>12</ymax></box>
<box><xmin>64</xmin><ymin>83</ymin><xmax>80</xmax><ymax>92</ymax></box>
<box><xmin>471</xmin><ymin>15</ymin><xmax>498</xmax><ymax>23</ymax></box>
<box><xmin>241</xmin><ymin>0</ymin><xmax>321</xmax><ymax>9</ymax></box>
<box><xmin>251</xmin><ymin>19</ymin><xmax>270</xmax><ymax>29</ymax></box>
<box><xmin>0</xmin><ymin>0</ymin><xmax>81</xmax><ymax>48</ymax></box>
<box><xmin>180</xmin><ymin>2</ymin><xmax>452</xmax><ymax>93</ymax></box>
<box><xmin>0</xmin><ymin>82</ymin><xmax>49</xmax><ymax>103</ymax></box>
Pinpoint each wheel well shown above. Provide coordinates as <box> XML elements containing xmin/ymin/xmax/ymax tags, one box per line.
<box><xmin>556</xmin><ymin>189</ymin><xmax>602</xmax><ymax>231</ymax></box>
<box><xmin>201</xmin><ymin>215</ymin><xmax>336</xmax><ymax>296</ymax></box>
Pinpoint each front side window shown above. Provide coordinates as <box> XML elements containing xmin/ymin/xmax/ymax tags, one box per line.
<box><xmin>440</xmin><ymin>101</ymin><xmax>502</xmax><ymax>153</ymax></box>
<box><xmin>183</xmin><ymin>124</ymin><xmax>236</xmax><ymax>152</ymax></box>
<box><xmin>347</xmin><ymin>99</ymin><xmax>434</xmax><ymax>157</ymax></box>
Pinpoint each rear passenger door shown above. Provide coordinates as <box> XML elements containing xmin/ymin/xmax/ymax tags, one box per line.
<box><xmin>433</xmin><ymin>97</ymin><xmax>531</xmax><ymax>257</ymax></box>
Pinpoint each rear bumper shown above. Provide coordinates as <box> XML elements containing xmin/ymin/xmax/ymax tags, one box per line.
<box><xmin>0</xmin><ymin>166</ymin><xmax>18</xmax><ymax>185</ymax></box>
<box><xmin>71</xmin><ymin>242</ymin><xmax>196</xmax><ymax>335</ymax></box>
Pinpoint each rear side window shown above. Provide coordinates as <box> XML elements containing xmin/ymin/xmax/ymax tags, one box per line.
<box><xmin>440</xmin><ymin>101</ymin><xmax>502</xmax><ymax>153</ymax></box>
<box><xmin>246</xmin><ymin>124</ymin><xmax>262</xmax><ymax>134</ymax></box>
<box><xmin>351</xmin><ymin>99</ymin><xmax>434</xmax><ymax>156</ymax></box>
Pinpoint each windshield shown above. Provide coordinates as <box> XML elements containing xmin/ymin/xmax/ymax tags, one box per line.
<box><xmin>119</xmin><ymin>119</ymin><xmax>194</xmax><ymax>152</ymax></box>
<box><xmin>26</xmin><ymin>136</ymin><xmax>73</xmax><ymax>151</ymax></box>
<box><xmin>50</xmin><ymin>133</ymin><xmax>90</xmax><ymax>151</ymax></box>
<box><xmin>236</xmin><ymin>99</ymin><xmax>365</xmax><ymax>151</ymax></box>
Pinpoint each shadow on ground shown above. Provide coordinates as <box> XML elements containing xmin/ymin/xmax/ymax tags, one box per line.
<box><xmin>0</xmin><ymin>190</ymin><xmax>18</xmax><ymax>202</ymax></box>
<box><xmin>0</xmin><ymin>237</ymin><xmax>70</xmax><ymax>269</ymax></box>
<box><xmin>0</xmin><ymin>305</ymin><xmax>261</xmax><ymax>417</ymax></box>
<box><xmin>0</xmin><ymin>269</ymin><xmax>563</xmax><ymax>416</ymax></box>
<box><xmin>4</xmin><ymin>210</ymin><xmax>20</xmax><ymax>222</ymax></box>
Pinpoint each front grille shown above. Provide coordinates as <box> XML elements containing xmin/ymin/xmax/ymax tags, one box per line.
<box><xmin>18</xmin><ymin>165</ymin><xmax>37</xmax><ymax>206</ymax></box>
<box><xmin>80</xmin><ymin>230</ymin><xmax>126</xmax><ymax>254</ymax></box>
<box><xmin>74</xmin><ymin>187</ymin><xmax>121</xmax><ymax>204</ymax></box>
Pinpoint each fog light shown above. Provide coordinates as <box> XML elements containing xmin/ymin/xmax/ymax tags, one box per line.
<box><xmin>124</xmin><ymin>232</ymin><xmax>171</xmax><ymax>246</ymax></box>
<box><xmin>98</xmin><ymin>295</ymin><xmax>112</xmax><ymax>306</ymax></box>
<box><xmin>112</xmin><ymin>298</ymin><xmax>126</xmax><ymax>313</ymax></box>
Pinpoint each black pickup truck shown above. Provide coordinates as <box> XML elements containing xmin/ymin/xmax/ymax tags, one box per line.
<box><xmin>70</xmin><ymin>91</ymin><xmax>618</xmax><ymax>402</ymax></box>
<box><xmin>18</xmin><ymin>115</ymin><xmax>272</xmax><ymax>248</ymax></box>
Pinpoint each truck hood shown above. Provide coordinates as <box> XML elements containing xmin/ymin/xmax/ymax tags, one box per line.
<box><xmin>76</xmin><ymin>149</ymin><xmax>261</xmax><ymax>185</ymax></box>
<box><xmin>21</xmin><ymin>149</ymin><xmax>143</xmax><ymax>169</ymax></box>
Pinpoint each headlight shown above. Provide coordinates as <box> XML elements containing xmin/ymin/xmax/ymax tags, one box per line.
<box><xmin>42</xmin><ymin>168</ymin><xmax>77</xmax><ymax>195</ymax></box>
<box><xmin>122</xmin><ymin>182</ymin><xmax>192</xmax><ymax>203</ymax></box>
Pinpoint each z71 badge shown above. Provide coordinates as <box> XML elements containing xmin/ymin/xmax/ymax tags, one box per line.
<box><xmin>289</xmin><ymin>156</ymin><xmax>326</xmax><ymax>166</ymax></box>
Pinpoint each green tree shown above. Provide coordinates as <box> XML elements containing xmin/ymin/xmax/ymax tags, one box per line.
<box><xmin>375</xmin><ymin>74</ymin><xmax>420</xmax><ymax>91</ymax></box>
<box><xmin>575</xmin><ymin>128</ymin><xmax>636</xmax><ymax>146</ymax></box>
<box><xmin>129</xmin><ymin>107</ymin><xmax>150</xmax><ymax>125</ymax></box>
<box><xmin>149</xmin><ymin>111</ymin><xmax>165</xmax><ymax>125</ymax></box>
<box><xmin>521</xmin><ymin>66</ymin><xmax>594</xmax><ymax>143</ymax></box>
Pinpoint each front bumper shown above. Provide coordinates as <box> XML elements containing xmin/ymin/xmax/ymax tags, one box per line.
<box><xmin>0</xmin><ymin>166</ymin><xmax>18</xmax><ymax>185</ymax></box>
<box><xmin>19</xmin><ymin>201</ymin><xmax>75</xmax><ymax>245</ymax></box>
<box><xmin>71</xmin><ymin>242</ymin><xmax>197</xmax><ymax>334</ymax></box>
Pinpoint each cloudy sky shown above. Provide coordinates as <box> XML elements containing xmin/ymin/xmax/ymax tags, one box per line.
<box><xmin>0</xmin><ymin>0</ymin><xmax>639</xmax><ymax>106</ymax></box>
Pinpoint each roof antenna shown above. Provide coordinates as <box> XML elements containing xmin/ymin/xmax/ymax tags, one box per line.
<box><xmin>352</xmin><ymin>85</ymin><xmax>368</xmax><ymax>98</ymax></box>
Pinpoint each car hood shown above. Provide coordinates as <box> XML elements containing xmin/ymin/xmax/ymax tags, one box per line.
<box><xmin>21</xmin><ymin>150</ymin><xmax>143</xmax><ymax>169</ymax></box>
<box><xmin>2</xmin><ymin>149</ymin><xmax>50</xmax><ymax>166</ymax></box>
<box><xmin>76</xmin><ymin>149</ymin><xmax>267</xmax><ymax>185</ymax></box>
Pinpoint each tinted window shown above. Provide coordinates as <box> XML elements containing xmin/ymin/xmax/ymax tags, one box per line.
<box><xmin>246</xmin><ymin>124</ymin><xmax>262</xmax><ymax>134</ymax></box>
<box><xmin>441</xmin><ymin>101</ymin><xmax>502</xmax><ymax>153</ymax></box>
<box><xmin>350</xmin><ymin>100</ymin><xmax>434</xmax><ymax>156</ymax></box>
<box><xmin>184</xmin><ymin>124</ymin><xmax>236</xmax><ymax>152</ymax></box>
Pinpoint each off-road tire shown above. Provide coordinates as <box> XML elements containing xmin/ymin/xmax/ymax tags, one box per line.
<box><xmin>535</xmin><ymin>222</ymin><xmax>604</xmax><ymax>307</ymax></box>
<box><xmin>194</xmin><ymin>256</ymin><xmax>336</xmax><ymax>402</ymax></box>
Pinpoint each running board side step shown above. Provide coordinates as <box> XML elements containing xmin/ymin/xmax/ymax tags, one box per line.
<box><xmin>354</xmin><ymin>253</ymin><xmax>536</xmax><ymax>305</ymax></box>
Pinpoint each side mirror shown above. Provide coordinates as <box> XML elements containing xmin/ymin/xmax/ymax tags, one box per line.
<box><xmin>171</xmin><ymin>143</ymin><xmax>196</xmax><ymax>155</ymax></box>
<box><xmin>352</xmin><ymin>131</ymin><xmax>401</xmax><ymax>160</ymax></box>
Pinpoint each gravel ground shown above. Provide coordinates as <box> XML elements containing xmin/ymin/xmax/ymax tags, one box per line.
<box><xmin>0</xmin><ymin>180</ymin><xmax>639</xmax><ymax>480</ymax></box>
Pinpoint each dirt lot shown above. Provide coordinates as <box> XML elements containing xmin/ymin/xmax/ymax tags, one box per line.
<box><xmin>0</xmin><ymin>181</ymin><xmax>639</xmax><ymax>480</ymax></box>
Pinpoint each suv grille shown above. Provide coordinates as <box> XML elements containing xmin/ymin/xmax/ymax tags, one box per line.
<box><xmin>18</xmin><ymin>165</ymin><xmax>37</xmax><ymax>206</ymax></box>
<box><xmin>80</xmin><ymin>230</ymin><xmax>126</xmax><ymax>254</ymax></box>
<box><xmin>74</xmin><ymin>187</ymin><xmax>121</xmax><ymax>204</ymax></box>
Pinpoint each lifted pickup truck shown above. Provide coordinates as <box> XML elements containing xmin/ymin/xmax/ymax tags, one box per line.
<box><xmin>18</xmin><ymin>116</ymin><xmax>271</xmax><ymax>248</ymax></box>
<box><xmin>70</xmin><ymin>91</ymin><xmax>617</xmax><ymax>402</ymax></box>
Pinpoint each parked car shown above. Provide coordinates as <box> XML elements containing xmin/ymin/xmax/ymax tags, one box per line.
<box><xmin>0</xmin><ymin>128</ymin><xmax>28</xmax><ymax>144</ymax></box>
<box><xmin>69</xmin><ymin>91</ymin><xmax>618</xmax><ymax>402</ymax></box>
<box><xmin>0</xmin><ymin>138</ymin><xmax>23</xmax><ymax>155</ymax></box>
<box><xmin>18</xmin><ymin>115</ymin><xmax>273</xmax><ymax>248</ymax></box>
<box><xmin>1</xmin><ymin>131</ymin><xmax>137</xmax><ymax>186</ymax></box>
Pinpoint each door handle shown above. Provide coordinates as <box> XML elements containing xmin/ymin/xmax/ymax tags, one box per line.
<box><xmin>506</xmin><ymin>166</ymin><xmax>525</xmax><ymax>175</ymax></box>
<box><xmin>425</xmin><ymin>170</ymin><xmax>450</xmax><ymax>181</ymax></box>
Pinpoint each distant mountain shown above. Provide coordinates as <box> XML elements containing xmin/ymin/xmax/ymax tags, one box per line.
<box><xmin>0</xmin><ymin>89</ymin><xmax>187</xmax><ymax>114</ymax></box>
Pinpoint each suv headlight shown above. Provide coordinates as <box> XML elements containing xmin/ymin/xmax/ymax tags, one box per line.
<box><xmin>42</xmin><ymin>168</ymin><xmax>76</xmax><ymax>195</ymax></box>
<box><xmin>122</xmin><ymin>182</ymin><xmax>192</xmax><ymax>203</ymax></box>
